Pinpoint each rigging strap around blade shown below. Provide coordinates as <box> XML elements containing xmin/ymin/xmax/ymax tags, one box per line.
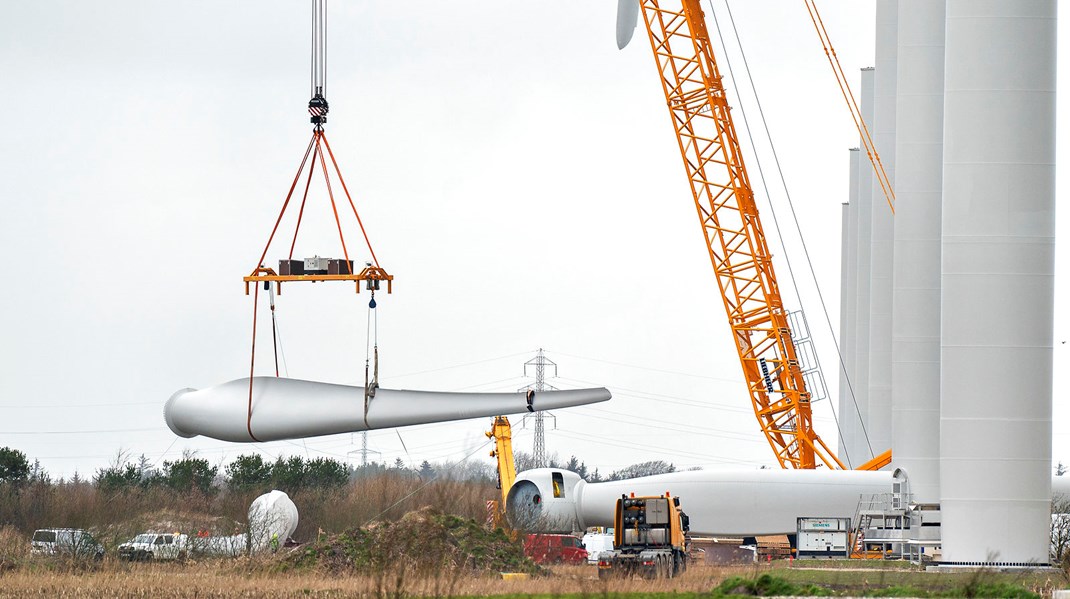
<box><xmin>363</xmin><ymin>289</ymin><xmax>379</xmax><ymax>427</ymax></box>
<box><xmin>246</xmin><ymin>284</ymin><xmax>263</xmax><ymax>443</ymax></box>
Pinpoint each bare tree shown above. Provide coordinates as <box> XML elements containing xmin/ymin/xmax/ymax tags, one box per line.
<box><xmin>1052</xmin><ymin>496</ymin><xmax>1070</xmax><ymax>570</ymax></box>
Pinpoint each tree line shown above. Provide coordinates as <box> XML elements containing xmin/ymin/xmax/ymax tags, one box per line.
<box><xmin>1</xmin><ymin>445</ymin><xmax>685</xmax><ymax>495</ymax></box>
<box><xmin>0</xmin><ymin>447</ymin><xmax>472</xmax><ymax>496</ymax></box>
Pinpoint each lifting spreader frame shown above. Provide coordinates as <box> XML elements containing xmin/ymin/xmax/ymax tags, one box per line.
<box><xmin>244</xmin><ymin>127</ymin><xmax>392</xmax><ymax>295</ymax></box>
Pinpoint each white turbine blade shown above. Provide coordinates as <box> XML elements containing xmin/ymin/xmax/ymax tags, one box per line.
<box><xmin>165</xmin><ymin>377</ymin><xmax>611</xmax><ymax>443</ymax></box>
<box><xmin>616</xmin><ymin>0</ymin><xmax>640</xmax><ymax>49</ymax></box>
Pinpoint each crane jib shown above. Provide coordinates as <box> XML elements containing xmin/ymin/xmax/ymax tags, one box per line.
<box><xmin>637</xmin><ymin>0</ymin><xmax>844</xmax><ymax>470</ymax></box>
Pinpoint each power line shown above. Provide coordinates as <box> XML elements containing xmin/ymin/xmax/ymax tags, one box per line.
<box><xmin>554</xmin><ymin>376</ymin><xmax>751</xmax><ymax>414</ymax></box>
<box><xmin>552</xmin><ymin>428</ymin><xmax>768</xmax><ymax>468</ymax></box>
<box><xmin>547</xmin><ymin>349</ymin><xmax>740</xmax><ymax>383</ymax></box>
<box><xmin>0</xmin><ymin>427</ymin><xmax>164</xmax><ymax>435</ymax></box>
<box><xmin>0</xmin><ymin>401</ymin><xmax>160</xmax><ymax>409</ymax></box>
<box><xmin>387</xmin><ymin>350</ymin><xmax>534</xmax><ymax>380</ymax></box>
<box><xmin>570</xmin><ymin>406</ymin><xmax>766</xmax><ymax>444</ymax></box>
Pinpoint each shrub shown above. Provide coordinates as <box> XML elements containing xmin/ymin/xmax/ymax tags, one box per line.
<box><xmin>0</xmin><ymin>525</ymin><xmax>27</xmax><ymax>573</ymax></box>
<box><xmin>713</xmin><ymin>574</ymin><xmax>829</xmax><ymax>597</ymax></box>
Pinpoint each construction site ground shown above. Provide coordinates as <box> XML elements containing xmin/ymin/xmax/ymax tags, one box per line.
<box><xmin>0</xmin><ymin>559</ymin><xmax>1063</xmax><ymax>598</ymax></box>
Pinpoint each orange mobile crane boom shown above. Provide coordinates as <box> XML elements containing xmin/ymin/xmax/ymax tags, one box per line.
<box><xmin>632</xmin><ymin>0</ymin><xmax>887</xmax><ymax>470</ymax></box>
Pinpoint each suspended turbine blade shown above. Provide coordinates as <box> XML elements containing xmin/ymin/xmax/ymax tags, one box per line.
<box><xmin>616</xmin><ymin>0</ymin><xmax>640</xmax><ymax>49</ymax></box>
<box><xmin>165</xmin><ymin>377</ymin><xmax>611</xmax><ymax>443</ymax></box>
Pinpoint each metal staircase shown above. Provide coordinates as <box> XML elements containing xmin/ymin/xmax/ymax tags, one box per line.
<box><xmin>849</xmin><ymin>491</ymin><xmax>910</xmax><ymax>559</ymax></box>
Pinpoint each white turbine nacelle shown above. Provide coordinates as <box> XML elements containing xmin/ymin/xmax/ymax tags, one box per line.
<box><xmin>508</xmin><ymin>469</ymin><xmax>1070</xmax><ymax>537</ymax></box>
<box><xmin>507</xmin><ymin>468</ymin><xmax>891</xmax><ymax>536</ymax></box>
<box><xmin>165</xmin><ymin>377</ymin><xmax>611</xmax><ymax>443</ymax></box>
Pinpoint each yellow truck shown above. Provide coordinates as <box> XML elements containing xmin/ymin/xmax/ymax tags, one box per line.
<box><xmin>597</xmin><ymin>493</ymin><xmax>690</xmax><ymax>579</ymax></box>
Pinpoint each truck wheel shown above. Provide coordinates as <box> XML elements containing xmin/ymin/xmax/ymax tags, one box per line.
<box><xmin>598</xmin><ymin>568</ymin><xmax>611</xmax><ymax>581</ymax></box>
<box><xmin>645</xmin><ymin>561</ymin><xmax>659</xmax><ymax>580</ymax></box>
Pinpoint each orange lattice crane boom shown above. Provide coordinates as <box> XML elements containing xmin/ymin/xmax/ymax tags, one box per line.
<box><xmin>630</xmin><ymin>0</ymin><xmax>848</xmax><ymax>469</ymax></box>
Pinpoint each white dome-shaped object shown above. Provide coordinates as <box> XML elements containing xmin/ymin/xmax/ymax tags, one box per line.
<box><xmin>248</xmin><ymin>490</ymin><xmax>299</xmax><ymax>553</ymax></box>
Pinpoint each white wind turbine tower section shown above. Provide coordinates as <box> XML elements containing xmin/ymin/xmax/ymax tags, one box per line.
<box><xmin>838</xmin><ymin>201</ymin><xmax>850</xmax><ymax>462</ymax></box>
<box><xmin>838</xmin><ymin>148</ymin><xmax>861</xmax><ymax>467</ymax></box>
<box><xmin>891</xmin><ymin>0</ymin><xmax>944</xmax><ymax>506</ymax></box>
<box><xmin>849</xmin><ymin>68</ymin><xmax>876</xmax><ymax>466</ymax></box>
<box><xmin>866</xmin><ymin>0</ymin><xmax>897</xmax><ymax>459</ymax></box>
<box><xmin>939</xmin><ymin>0</ymin><xmax>1056</xmax><ymax>565</ymax></box>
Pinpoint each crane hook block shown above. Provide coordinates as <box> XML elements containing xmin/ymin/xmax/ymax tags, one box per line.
<box><xmin>308</xmin><ymin>91</ymin><xmax>329</xmax><ymax>126</ymax></box>
<box><xmin>369</xmin><ymin>296</ymin><xmax>377</xmax><ymax>309</ymax></box>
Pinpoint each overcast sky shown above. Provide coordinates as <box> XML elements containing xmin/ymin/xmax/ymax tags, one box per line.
<box><xmin>0</xmin><ymin>1</ymin><xmax>1066</xmax><ymax>480</ymax></box>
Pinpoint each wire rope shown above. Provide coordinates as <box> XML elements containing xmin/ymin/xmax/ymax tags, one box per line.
<box><xmin>365</xmin><ymin>294</ymin><xmax>373</xmax><ymax>388</ymax></box>
<box><xmin>322</xmin><ymin>0</ymin><xmax>327</xmax><ymax>98</ymax></box>
<box><xmin>720</xmin><ymin>0</ymin><xmax>871</xmax><ymax>460</ymax></box>
<box><xmin>802</xmin><ymin>0</ymin><xmax>894</xmax><ymax>212</ymax></box>
<box><xmin>708</xmin><ymin>0</ymin><xmax>871</xmax><ymax>461</ymax></box>
<box><xmin>269</xmin><ymin>284</ymin><xmax>281</xmax><ymax>377</ymax></box>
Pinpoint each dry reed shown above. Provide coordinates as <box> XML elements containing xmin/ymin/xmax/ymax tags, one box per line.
<box><xmin>0</xmin><ymin>560</ymin><xmax>744</xmax><ymax>598</ymax></box>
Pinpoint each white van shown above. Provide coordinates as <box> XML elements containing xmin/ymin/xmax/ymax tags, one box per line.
<box><xmin>30</xmin><ymin>528</ymin><xmax>105</xmax><ymax>559</ymax></box>
<box><xmin>581</xmin><ymin>529</ymin><xmax>615</xmax><ymax>564</ymax></box>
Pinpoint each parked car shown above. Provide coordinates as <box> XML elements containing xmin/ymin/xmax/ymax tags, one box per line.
<box><xmin>30</xmin><ymin>528</ymin><xmax>105</xmax><ymax>559</ymax></box>
<box><xmin>118</xmin><ymin>532</ymin><xmax>188</xmax><ymax>561</ymax></box>
<box><xmin>524</xmin><ymin>533</ymin><xmax>588</xmax><ymax>565</ymax></box>
<box><xmin>581</xmin><ymin>530</ymin><xmax>615</xmax><ymax>564</ymax></box>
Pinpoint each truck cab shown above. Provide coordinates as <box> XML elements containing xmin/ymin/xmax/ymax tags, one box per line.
<box><xmin>118</xmin><ymin>532</ymin><xmax>188</xmax><ymax>561</ymax></box>
<box><xmin>598</xmin><ymin>493</ymin><xmax>690</xmax><ymax>579</ymax></box>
